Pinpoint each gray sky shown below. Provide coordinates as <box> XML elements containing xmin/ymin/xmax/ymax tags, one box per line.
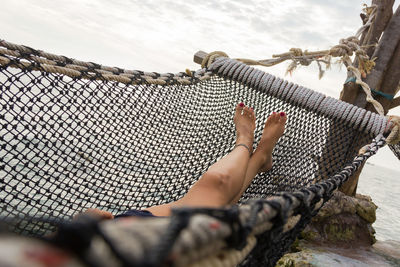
<box><xmin>1</xmin><ymin>0</ymin><xmax>399</xmax><ymax>170</ymax></box>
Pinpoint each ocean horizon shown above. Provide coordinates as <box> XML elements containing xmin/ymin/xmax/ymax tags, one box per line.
<box><xmin>358</xmin><ymin>162</ymin><xmax>400</xmax><ymax>241</ymax></box>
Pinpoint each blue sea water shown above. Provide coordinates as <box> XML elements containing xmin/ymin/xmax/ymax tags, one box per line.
<box><xmin>358</xmin><ymin>162</ymin><xmax>400</xmax><ymax>241</ymax></box>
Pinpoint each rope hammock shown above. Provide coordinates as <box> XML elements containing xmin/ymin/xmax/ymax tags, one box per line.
<box><xmin>0</xmin><ymin>39</ymin><xmax>399</xmax><ymax>267</ymax></box>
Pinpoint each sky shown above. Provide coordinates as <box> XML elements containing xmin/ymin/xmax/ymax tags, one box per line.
<box><xmin>1</xmin><ymin>0</ymin><xmax>399</xmax><ymax>170</ymax></box>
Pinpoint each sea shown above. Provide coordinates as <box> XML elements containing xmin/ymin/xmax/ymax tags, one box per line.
<box><xmin>2</xmin><ymin>156</ymin><xmax>398</xmax><ymax>242</ymax></box>
<box><xmin>358</xmin><ymin>162</ymin><xmax>400</xmax><ymax>242</ymax></box>
<box><xmin>1</xmin><ymin>128</ymin><xmax>399</xmax><ymax>241</ymax></box>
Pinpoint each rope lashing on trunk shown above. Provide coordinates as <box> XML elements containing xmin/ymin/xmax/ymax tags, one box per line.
<box><xmin>386</xmin><ymin>116</ymin><xmax>400</xmax><ymax>144</ymax></box>
<box><xmin>345</xmin><ymin>77</ymin><xmax>395</xmax><ymax>100</ymax></box>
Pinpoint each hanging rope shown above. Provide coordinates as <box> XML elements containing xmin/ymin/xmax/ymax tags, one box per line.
<box><xmin>344</xmin><ymin>56</ymin><xmax>384</xmax><ymax>115</ymax></box>
<box><xmin>200</xmin><ymin>4</ymin><xmax>386</xmax><ymax>116</ymax></box>
<box><xmin>202</xmin><ymin>43</ymin><xmax>384</xmax><ymax>115</ymax></box>
<box><xmin>386</xmin><ymin>116</ymin><xmax>400</xmax><ymax>144</ymax></box>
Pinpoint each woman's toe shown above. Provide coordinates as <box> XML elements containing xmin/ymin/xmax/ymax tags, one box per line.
<box><xmin>235</xmin><ymin>102</ymin><xmax>244</xmax><ymax>117</ymax></box>
<box><xmin>250</xmin><ymin>107</ymin><xmax>255</xmax><ymax>118</ymax></box>
<box><xmin>243</xmin><ymin>106</ymin><xmax>251</xmax><ymax>116</ymax></box>
<box><xmin>271</xmin><ymin>112</ymin><xmax>279</xmax><ymax>122</ymax></box>
<box><xmin>279</xmin><ymin>112</ymin><xmax>287</xmax><ymax>123</ymax></box>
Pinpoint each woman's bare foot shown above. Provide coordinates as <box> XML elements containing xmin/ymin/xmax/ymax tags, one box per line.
<box><xmin>233</xmin><ymin>103</ymin><xmax>256</xmax><ymax>154</ymax></box>
<box><xmin>253</xmin><ymin>112</ymin><xmax>287</xmax><ymax>172</ymax></box>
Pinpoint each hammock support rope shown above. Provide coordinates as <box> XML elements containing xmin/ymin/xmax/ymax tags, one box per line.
<box><xmin>0</xmin><ymin>40</ymin><xmax>400</xmax><ymax>266</ymax></box>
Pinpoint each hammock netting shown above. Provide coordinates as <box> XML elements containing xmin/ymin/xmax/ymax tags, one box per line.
<box><xmin>0</xmin><ymin>40</ymin><xmax>399</xmax><ymax>267</ymax></box>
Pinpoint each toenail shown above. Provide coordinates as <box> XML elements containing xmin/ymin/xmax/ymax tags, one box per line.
<box><xmin>280</xmin><ymin>112</ymin><xmax>286</xmax><ymax>117</ymax></box>
<box><xmin>273</xmin><ymin>112</ymin><xmax>277</xmax><ymax>114</ymax></box>
<box><xmin>239</xmin><ymin>102</ymin><xmax>244</xmax><ymax>107</ymax></box>
<box><xmin>251</xmin><ymin>107</ymin><xmax>254</xmax><ymax>110</ymax></box>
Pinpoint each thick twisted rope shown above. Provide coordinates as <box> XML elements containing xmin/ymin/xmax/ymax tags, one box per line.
<box><xmin>386</xmin><ymin>116</ymin><xmax>400</xmax><ymax>144</ymax></box>
<box><xmin>0</xmin><ymin>40</ymin><xmax>214</xmax><ymax>86</ymax></box>
<box><xmin>205</xmin><ymin>57</ymin><xmax>390</xmax><ymax>139</ymax></box>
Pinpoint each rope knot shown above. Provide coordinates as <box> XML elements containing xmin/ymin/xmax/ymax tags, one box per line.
<box><xmin>386</xmin><ymin>116</ymin><xmax>400</xmax><ymax>145</ymax></box>
<box><xmin>289</xmin><ymin>48</ymin><xmax>303</xmax><ymax>57</ymax></box>
<box><xmin>330</xmin><ymin>36</ymin><xmax>359</xmax><ymax>57</ymax></box>
<box><xmin>201</xmin><ymin>51</ymin><xmax>229</xmax><ymax>68</ymax></box>
<box><xmin>345</xmin><ymin>36</ymin><xmax>360</xmax><ymax>46</ymax></box>
<box><xmin>355</xmin><ymin>49</ymin><xmax>366</xmax><ymax>57</ymax></box>
<box><xmin>299</xmin><ymin>58</ymin><xmax>312</xmax><ymax>66</ymax></box>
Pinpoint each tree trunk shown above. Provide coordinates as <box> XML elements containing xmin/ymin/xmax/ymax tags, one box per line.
<box><xmin>338</xmin><ymin>4</ymin><xmax>400</xmax><ymax>196</ymax></box>
<box><xmin>366</xmin><ymin>39</ymin><xmax>400</xmax><ymax>114</ymax></box>
<box><xmin>360</xmin><ymin>0</ymin><xmax>395</xmax><ymax>58</ymax></box>
<box><xmin>354</xmin><ymin>5</ymin><xmax>400</xmax><ymax>109</ymax></box>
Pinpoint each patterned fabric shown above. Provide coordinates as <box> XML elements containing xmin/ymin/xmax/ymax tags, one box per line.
<box><xmin>0</xmin><ymin>234</ymin><xmax>84</xmax><ymax>267</ymax></box>
<box><xmin>115</xmin><ymin>209</ymin><xmax>155</xmax><ymax>218</ymax></box>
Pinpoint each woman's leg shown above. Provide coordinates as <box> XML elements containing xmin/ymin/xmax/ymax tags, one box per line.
<box><xmin>75</xmin><ymin>110</ymin><xmax>287</xmax><ymax>219</ymax></box>
<box><xmin>230</xmin><ymin>112</ymin><xmax>287</xmax><ymax>204</ymax></box>
<box><xmin>146</xmin><ymin>103</ymin><xmax>256</xmax><ymax>216</ymax></box>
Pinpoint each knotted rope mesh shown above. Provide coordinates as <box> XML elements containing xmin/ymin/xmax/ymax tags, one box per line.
<box><xmin>0</xmin><ymin>41</ymin><xmax>399</xmax><ymax>266</ymax></box>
